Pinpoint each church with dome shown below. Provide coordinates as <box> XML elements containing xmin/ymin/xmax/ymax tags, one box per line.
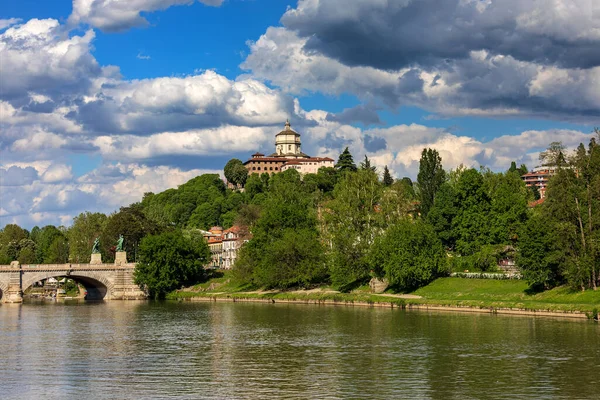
<box><xmin>243</xmin><ymin>120</ymin><xmax>334</xmax><ymax>175</ymax></box>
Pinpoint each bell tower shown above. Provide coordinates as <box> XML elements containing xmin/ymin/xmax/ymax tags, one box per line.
<box><xmin>274</xmin><ymin>119</ymin><xmax>302</xmax><ymax>157</ymax></box>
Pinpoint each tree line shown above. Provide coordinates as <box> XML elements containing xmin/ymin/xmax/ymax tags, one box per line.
<box><xmin>1</xmin><ymin>129</ymin><xmax>598</xmax><ymax>297</ymax></box>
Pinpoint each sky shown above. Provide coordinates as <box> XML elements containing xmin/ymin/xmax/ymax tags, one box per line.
<box><xmin>1</xmin><ymin>0</ymin><xmax>599</xmax><ymax>229</ymax></box>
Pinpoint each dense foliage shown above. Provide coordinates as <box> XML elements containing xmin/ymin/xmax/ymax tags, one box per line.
<box><xmin>369</xmin><ymin>220</ymin><xmax>448</xmax><ymax>291</ymax></box>
<box><xmin>2</xmin><ymin>131</ymin><xmax>598</xmax><ymax>295</ymax></box>
<box><xmin>134</xmin><ymin>231</ymin><xmax>210</xmax><ymax>299</ymax></box>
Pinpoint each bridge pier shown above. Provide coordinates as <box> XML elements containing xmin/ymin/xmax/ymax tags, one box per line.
<box><xmin>5</xmin><ymin>262</ymin><xmax>23</xmax><ymax>303</ymax></box>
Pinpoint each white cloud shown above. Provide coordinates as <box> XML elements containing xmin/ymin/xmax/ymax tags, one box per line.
<box><xmin>0</xmin><ymin>19</ymin><xmax>109</xmax><ymax>103</ymax></box>
<box><xmin>93</xmin><ymin>125</ymin><xmax>272</xmax><ymax>161</ymax></box>
<box><xmin>69</xmin><ymin>0</ymin><xmax>224</xmax><ymax>32</ymax></box>
<box><xmin>0</xmin><ymin>18</ymin><xmax>22</xmax><ymax>30</ymax></box>
<box><xmin>242</xmin><ymin>1</ymin><xmax>600</xmax><ymax>122</ymax></box>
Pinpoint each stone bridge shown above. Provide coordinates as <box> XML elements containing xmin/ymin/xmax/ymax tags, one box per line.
<box><xmin>0</xmin><ymin>261</ymin><xmax>147</xmax><ymax>303</ymax></box>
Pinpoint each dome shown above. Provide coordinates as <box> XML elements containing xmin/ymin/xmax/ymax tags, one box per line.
<box><xmin>275</xmin><ymin>119</ymin><xmax>300</xmax><ymax>137</ymax></box>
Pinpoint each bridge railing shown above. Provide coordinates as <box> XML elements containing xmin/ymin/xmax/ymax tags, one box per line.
<box><xmin>0</xmin><ymin>263</ymin><xmax>137</xmax><ymax>271</ymax></box>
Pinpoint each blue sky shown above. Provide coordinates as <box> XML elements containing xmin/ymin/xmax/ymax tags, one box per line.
<box><xmin>1</xmin><ymin>0</ymin><xmax>598</xmax><ymax>228</ymax></box>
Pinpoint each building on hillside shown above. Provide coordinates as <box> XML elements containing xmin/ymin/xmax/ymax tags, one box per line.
<box><xmin>201</xmin><ymin>225</ymin><xmax>244</xmax><ymax>269</ymax></box>
<box><xmin>244</xmin><ymin>120</ymin><xmax>334</xmax><ymax>175</ymax></box>
<box><xmin>222</xmin><ymin>226</ymin><xmax>242</xmax><ymax>269</ymax></box>
<box><xmin>280</xmin><ymin>157</ymin><xmax>335</xmax><ymax>174</ymax></box>
<box><xmin>203</xmin><ymin>226</ymin><xmax>224</xmax><ymax>268</ymax></box>
<box><xmin>521</xmin><ymin>168</ymin><xmax>556</xmax><ymax>199</ymax></box>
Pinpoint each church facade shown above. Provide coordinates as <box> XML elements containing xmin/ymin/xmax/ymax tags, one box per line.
<box><xmin>244</xmin><ymin>121</ymin><xmax>334</xmax><ymax>175</ymax></box>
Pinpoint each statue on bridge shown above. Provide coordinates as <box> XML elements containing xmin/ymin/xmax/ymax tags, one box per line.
<box><xmin>92</xmin><ymin>237</ymin><xmax>100</xmax><ymax>254</ymax></box>
<box><xmin>116</xmin><ymin>235</ymin><xmax>124</xmax><ymax>252</ymax></box>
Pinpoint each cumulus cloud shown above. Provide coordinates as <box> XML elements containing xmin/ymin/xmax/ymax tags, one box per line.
<box><xmin>74</xmin><ymin>71</ymin><xmax>299</xmax><ymax>135</ymax></box>
<box><xmin>282</xmin><ymin>0</ymin><xmax>600</xmax><ymax>70</ymax></box>
<box><xmin>0</xmin><ymin>19</ymin><xmax>109</xmax><ymax>104</ymax></box>
<box><xmin>0</xmin><ymin>18</ymin><xmax>22</xmax><ymax>30</ymax></box>
<box><xmin>0</xmin><ymin>166</ymin><xmax>39</xmax><ymax>186</ymax></box>
<box><xmin>0</xmin><ymin>161</ymin><xmax>222</xmax><ymax>228</ymax></box>
<box><xmin>69</xmin><ymin>0</ymin><xmax>224</xmax><ymax>32</ymax></box>
<box><xmin>326</xmin><ymin>103</ymin><xmax>382</xmax><ymax>126</ymax></box>
<box><xmin>93</xmin><ymin>125</ymin><xmax>272</xmax><ymax>161</ymax></box>
<box><xmin>300</xmin><ymin>109</ymin><xmax>596</xmax><ymax>179</ymax></box>
<box><xmin>243</xmin><ymin>1</ymin><xmax>600</xmax><ymax>122</ymax></box>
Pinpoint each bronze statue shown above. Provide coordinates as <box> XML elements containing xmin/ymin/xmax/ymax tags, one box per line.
<box><xmin>92</xmin><ymin>237</ymin><xmax>100</xmax><ymax>254</ymax></box>
<box><xmin>116</xmin><ymin>235</ymin><xmax>124</xmax><ymax>252</ymax></box>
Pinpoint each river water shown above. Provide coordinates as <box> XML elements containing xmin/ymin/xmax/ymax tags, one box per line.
<box><xmin>1</xmin><ymin>301</ymin><xmax>598</xmax><ymax>399</ymax></box>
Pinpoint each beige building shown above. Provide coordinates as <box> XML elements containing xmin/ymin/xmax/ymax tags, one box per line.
<box><xmin>202</xmin><ymin>226</ymin><xmax>243</xmax><ymax>270</ymax></box>
<box><xmin>244</xmin><ymin>120</ymin><xmax>334</xmax><ymax>175</ymax></box>
<box><xmin>281</xmin><ymin>157</ymin><xmax>334</xmax><ymax>174</ymax></box>
<box><xmin>521</xmin><ymin>168</ymin><xmax>556</xmax><ymax>199</ymax></box>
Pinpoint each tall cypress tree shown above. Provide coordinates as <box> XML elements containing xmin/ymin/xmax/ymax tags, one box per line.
<box><xmin>360</xmin><ymin>155</ymin><xmax>377</xmax><ymax>172</ymax></box>
<box><xmin>382</xmin><ymin>165</ymin><xmax>394</xmax><ymax>186</ymax></box>
<box><xmin>335</xmin><ymin>147</ymin><xmax>357</xmax><ymax>172</ymax></box>
<box><xmin>417</xmin><ymin>148</ymin><xmax>446</xmax><ymax>217</ymax></box>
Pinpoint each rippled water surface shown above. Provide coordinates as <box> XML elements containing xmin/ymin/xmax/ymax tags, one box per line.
<box><xmin>1</xmin><ymin>301</ymin><xmax>599</xmax><ymax>399</ymax></box>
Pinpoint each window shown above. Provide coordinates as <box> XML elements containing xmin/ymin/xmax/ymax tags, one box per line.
<box><xmin>288</xmin><ymin>145</ymin><xmax>291</xmax><ymax>150</ymax></box>
<box><xmin>257</xmin><ymin>167</ymin><xmax>261</xmax><ymax>170</ymax></box>
<box><xmin>252</xmin><ymin>167</ymin><xmax>256</xmax><ymax>170</ymax></box>
<box><xmin>275</xmin><ymin>167</ymin><xmax>278</xmax><ymax>170</ymax></box>
<box><xmin>270</xmin><ymin>167</ymin><xmax>273</xmax><ymax>170</ymax></box>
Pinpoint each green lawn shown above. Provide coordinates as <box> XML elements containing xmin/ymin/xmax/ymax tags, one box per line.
<box><xmin>171</xmin><ymin>273</ymin><xmax>600</xmax><ymax>316</ymax></box>
<box><xmin>411</xmin><ymin>278</ymin><xmax>600</xmax><ymax>313</ymax></box>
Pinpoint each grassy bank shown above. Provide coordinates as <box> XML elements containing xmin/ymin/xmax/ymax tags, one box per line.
<box><xmin>168</xmin><ymin>272</ymin><xmax>600</xmax><ymax>318</ymax></box>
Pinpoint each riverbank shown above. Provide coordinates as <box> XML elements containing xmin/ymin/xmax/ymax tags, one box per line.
<box><xmin>169</xmin><ymin>274</ymin><xmax>600</xmax><ymax>320</ymax></box>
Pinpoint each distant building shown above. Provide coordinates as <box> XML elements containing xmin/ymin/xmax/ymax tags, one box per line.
<box><xmin>203</xmin><ymin>226</ymin><xmax>224</xmax><ymax>268</ymax></box>
<box><xmin>201</xmin><ymin>225</ymin><xmax>244</xmax><ymax>270</ymax></box>
<box><xmin>521</xmin><ymin>168</ymin><xmax>556</xmax><ymax>199</ymax></box>
<box><xmin>222</xmin><ymin>226</ymin><xmax>242</xmax><ymax>269</ymax></box>
<box><xmin>244</xmin><ymin>120</ymin><xmax>334</xmax><ymax>175</ymax></box>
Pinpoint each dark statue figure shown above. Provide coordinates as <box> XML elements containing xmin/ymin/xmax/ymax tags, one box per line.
<box><xmin>92</xmin><ymin>237</ymin><xmax>100</xmax><ymax>254</ymax></box>
<box><xmin>116</xmin><ymin>235</ymin><xmax>124</xmax><ymax>252</ymax></box>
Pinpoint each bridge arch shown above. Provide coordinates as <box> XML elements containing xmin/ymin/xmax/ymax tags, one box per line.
<box><xmin>22</xmin><ymin>271</ymin><xmax>115</xmax><ymax>300</ymax></box>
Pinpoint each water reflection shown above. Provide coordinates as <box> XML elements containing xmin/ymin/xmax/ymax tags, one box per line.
<box><xmin>1</xmin><ymin>301</ymin><xmax>598</xmax><ymax>399</ymax></box>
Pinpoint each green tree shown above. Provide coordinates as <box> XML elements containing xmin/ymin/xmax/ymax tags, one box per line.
<box><xmin>224</xmin><ymin>158</ymin><xmax>248</xmax><ymax>188</ymax></box>
<box><xmin>518</xmin><ymin>164</ymin><xmax>529</xmax><ymax>176</ymax></box>
<box><xmin>0</xmin><ymin>224</ymin><xmax>28</xmax><ymax>260</ymax></box>
<box><xmin>335</xmin><ymin>147</ymin><xmax>357</xmax><ymax>172</ymax></box>
<box><xmin>360</xmin><ymin>155</ymin><xmax>377</xmax><ymax>172</ymax></box>
<box><xmin>539</xmin><ymin>141</ymin><xmax>567</xmax><ymax>168</ymax></box>
<box><xmin>17</xmin><ymin>239</ymin><xmax>37</xmax><ymax>264</ymax></box>
<box><xmin>382</xmin><ymin>165</ymin><xmax>394</xmax><ymax>186</ymax></box>
<box><xmin>134</xmin><ymin>231</ymin><xmax>210</xmax><ymax>299</ymax></box>
<box><xmin>427</xmin><ymin>182</ymin><xmax>458</xmax><ymax>250</ymax></box>
<box><xmin>101</xmin><ymin>204</ymin><xmax>162</xmax><ymax>262</ymax></box>
<box><xmin>244</xmin><ymin>173</ymin><xmax>266</xmax><ymax>200</ymax></box>
<box><xmin>417</xmin><ymin>148</ymin><xmax>446</xmax><ymax>217</ymax></box>
<box><xmin>530</xmin><ymin>185</ymin><xmax>541</xmax><ymax>200</ymax></box>
<box><xmin>68</xmin><ymin>212</ymin><xmax>107</xmax><ymax>263</ymax></box>
<box><xmin>453</xmin><ymin>168</ymin><xmax>491</xmax><ymax>255</ymax></box>
<box><xmin>517</xmin><ymin>215</ymin><xmax>564</xmax><ymax>289</ymax></box>
<box><xmin>325</xmin><ymin>169</ymin><xmax>383</xmax><ymax>289</ymax></box>
<box><xmin>488</xmin><ymin>172</ymin><xmax>529</xmax><ymax>244</ymax></box>
<box><xmin>46</xmin><ymin>236</ymin><xmax>70</xmax><ymax>264</ymax></box>
<box><xmin>235</xmin><ymin>169</ymin><xmax>326</xmax><ymax>288</ymax></box>
<box><xmin>35</xmin><ymin>225</ymin><xmax>65</xmax><ymax>263</ymax></box>
<box><xmin>542</xmin><ymin>135</ymin><xmax>600</xmax><ymax>290</ymax></box>
<box><xmin>369</xmin><ymin>219</ymin><xmax>447</xmax><ymax>291</ymax></box>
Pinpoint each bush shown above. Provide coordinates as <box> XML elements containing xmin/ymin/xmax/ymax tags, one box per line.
<box><xmin>368</xmin><ymin>220</ymin><xmax>448</xmax><ymax>291</ymax></box>
<box><xmin>134</xmin><ymin>231</ymin><xmax>210</xmax><ymax>299</ymax></box>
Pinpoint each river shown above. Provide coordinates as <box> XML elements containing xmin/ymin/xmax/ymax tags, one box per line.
<box><xmin>1</xmin><ymin>301</ymin><xmax>599</xmax><ymax>399</ymax></box>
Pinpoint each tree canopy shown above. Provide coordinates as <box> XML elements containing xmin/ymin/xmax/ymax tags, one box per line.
<box><xmin>134</xmin><ymin>231</ymin><xmax>210</xmax><ymax>299</ymax></box>
<box><xmin>417</xmin><ymin>148</ymin><xmax>446</xmax><ymax>217</ymax></box>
